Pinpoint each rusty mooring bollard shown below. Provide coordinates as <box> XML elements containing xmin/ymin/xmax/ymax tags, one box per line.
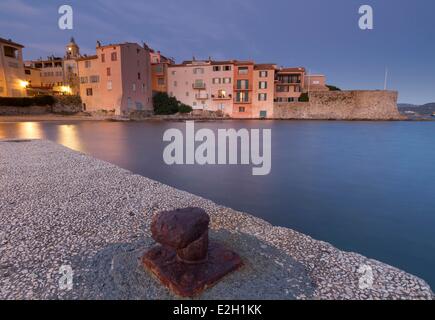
<box><xmin>142</xmin><ymin>207</ymin><xmax>243</xmax><ymax>297</ymax></box>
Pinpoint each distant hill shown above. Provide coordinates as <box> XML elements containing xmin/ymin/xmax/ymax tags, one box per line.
<box><xmin>398</xmin><ymin>103</ymin><xmax>435</xmax><ymax>115</ymax></box>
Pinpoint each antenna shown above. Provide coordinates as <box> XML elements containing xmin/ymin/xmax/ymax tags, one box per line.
<box><xmin>384</xmin><ymin>67</ymin><xmax>388</xmax><ymax>90</ymax></box>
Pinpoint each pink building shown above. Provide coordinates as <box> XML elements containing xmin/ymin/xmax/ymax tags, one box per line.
<box><xmin>274</xmin><ymin>67</ymin><xmax>305</xmax><ymax>103</ymax></box>
<box><xmin>253</xmin><ymin>64</ymin><xmax>276</xmax><ymax>118</ymax></box>
<box><xmin>0</xmin><ymin>37</ymin><xmax>26</xmax><ymax>97</ymax></box>
<box><xmin>77</xmin><ymin>42</ymin><xmax>153</xmax><ymax>115</ymax></box>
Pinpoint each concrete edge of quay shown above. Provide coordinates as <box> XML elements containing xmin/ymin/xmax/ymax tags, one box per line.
<box><xmin>0</xmin><ymin>139</ymin><xmax>433</xmax><ymax>300</ymax></box>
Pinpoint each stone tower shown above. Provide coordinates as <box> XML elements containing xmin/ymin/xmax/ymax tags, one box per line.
<box><xmin>65</xmin><ymin>37</ymin><xmax>80</xmax><ymax>59</ymax></box>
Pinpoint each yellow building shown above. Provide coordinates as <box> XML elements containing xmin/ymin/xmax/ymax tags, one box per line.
<box><xmin>0</xmin><ymin>37</ymin><xmax>27</xmax><ymax>97</ymax></box>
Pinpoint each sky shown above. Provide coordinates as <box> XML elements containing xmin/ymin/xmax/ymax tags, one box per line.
<box><xmin>1</xmin><ymin>0</ymin><xmax>434</xmax><ymax>104</ymax></box>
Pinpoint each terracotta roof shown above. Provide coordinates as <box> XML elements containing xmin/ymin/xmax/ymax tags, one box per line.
<box><xmin>279</xmin><ymin>67</ymin><xmax>306</xmax><ymax>73</ymax></box>
<box><xmin>76</xmin><ymin>55</ymin><xmax>98</xmax><ymax>61</ymax></box>
<box><xmin>0</xmin><ymin>37</ymin><xmax>24</xmax><ymax>48</ymax></box>
<box><xmin>254</xmin><ymin>63</ymin><xmax>277</xmax><ymax>70</ymax></box>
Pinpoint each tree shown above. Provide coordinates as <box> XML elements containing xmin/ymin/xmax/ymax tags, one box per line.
<box><xmin>326</xmin><ymin>85</ymin><xmax>341</xmax><ymax>91</ymax></box>
<box><xmin>153</xmin><ymin>92</ymin><xmax>180</xmax><ymax>115</ymax></box>
<box><xmin>299</xmin><ymin>92</ymin><xmax>309</xmax><ymax>102</ymax></box>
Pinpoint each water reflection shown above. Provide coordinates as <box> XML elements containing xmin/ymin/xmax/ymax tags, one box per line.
<box><xmin>57</xmin><ymin>124</ymin><xmax>82</xmax><ymax>151</ymax></box>
<box><xmin>16</xmin><ymin>122</ymin><xmax>44</xmax><ymax>140</ymax></box>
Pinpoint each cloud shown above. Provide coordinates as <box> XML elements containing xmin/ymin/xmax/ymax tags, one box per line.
<box><xmin>0</xmin><ymin>0</ymin><xmax>41</xmax><ymax>16</ymax></box>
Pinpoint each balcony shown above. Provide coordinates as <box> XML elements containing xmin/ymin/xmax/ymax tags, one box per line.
<box><xmin>192</xmin><ymin>82</ymin><xmax>206</xmax><ymax>89</ymax></box>
<box><xmin>212</xmin><ymin>94</ymin><xmax>232</xmax><ymax>100</ymax></box>
<box><xmin>195</xmin><ymin>93</ymin><xmax>209</xmax><ymax>100</ymax></box>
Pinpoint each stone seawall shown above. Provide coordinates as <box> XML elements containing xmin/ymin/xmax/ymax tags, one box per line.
<box><xmin>273</xmin><ymin>90</ymin><xmax>404</xmax><ymax>120</ymax></box>
<box><xmin>0</xmin><ymin>105</ymin><xmax>50</xmax><ymax>115</ymax></box>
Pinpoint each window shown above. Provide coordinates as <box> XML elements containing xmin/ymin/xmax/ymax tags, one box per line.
<box><xmin>138</xmin><ymin>72</ymin><xmax>141</xmax><ymax>80</ymax></box>
<box><xmin>235</xmin><ymin>92</ymin><xmax>249</xmax><ymax>103</ymax></box>
<box><xmin>157</xmin><ymin>78</ymin><xmax>164</xmax><ymax>85</ymax></box>
<box><xmin>213</xmin><ymin>66</ymin><xmax>221</xmax><ymax>72</ymax></box>
<box><xmin>238</xmin><ymin>67</ymin><xmax>248</xmax><ymax>75</ymax></box>
<box><xmin>173</xmin><ymin>81</ymin><xmax>177</xmax><ymax>87</ymax></box>
<box><xmin>25</xmin><ymin>69</ymin><xmax>31</xmax><ymax>75</ymax></box>
<box><xmin>236</xmin><ymin>80</ymin><xmax>249</xmax><ymax>89</ymax></box>
<box><xmin>212</xmin><ymin>78</ymin><xmax>221</xmax><ymax>84</ymax></box>
<box><xmin>171</xmin><ymin>71</ymin><xmax>176</xmax><ymax>75</ymax></box>
<box><xmin>80</xmin><ymin>76</ymin><xmax>88</xmax><ymax>84</ymax></box>
<box><xmin>260</xmin><ymin>71</ymin><xmax>268</xmax><ymax>78</ymax></box>
<box><xmin>223</xmin><ymin>77</ymin><xmax>231</xmax><ymax>84</ymax></box>
<box><xmin>258</xmin><ymin>93</ymin><xmax>267</xmax><ymax>101</ymax></box>
<box><xmin>111</xmin><ymin>52</ymin><xmax>117</xmax><ymax>61</ymax></box>
<box><xmin>101</xmin><ymin>54</ymin><xmax>105</xmax><ymax>62</ymax></box>
<box><xmin>313</xmin><ymin>80</ymin><xmax>320</xmax><ymax>85</ymax></box>
<box><xmin>142</xmin><ymin>84</ymin><xmax>145</xmax><ymax>93</ymax></box>
<box><xmin>86</xmin><ymin>88</ymin><xmax>93</xmax><ymax>96</ymax></box>
<box><xmin>239</xmin><ymin>107</ymin><xmax>245</xmax><ymax>112</ymax></box>
<box><xmin>107</xmin><ymin>80</ymin><xmax>113</xmax><ymax>90</ymax></box>
<box><xmin>107</xmin><ymin>68</ymin><xmax>111</xmax><ymax>76</ymax></box>
<box><xmin>132</xmin><ymin>83</ymin><xmax>136</xmax><ymax>92</ymax></box>
<box><xmin>276</xmin><ymin>85</ymin><xmax>289</xmax><ymax>92</ymax></box>
<box><xmin>193</xmin><ymin>68</ymin><xmax>204</xmax><ymax>74</ymax></box>
<box><xmin>223</xmin><ymin>65</ymin><xmax>232</xmax><ymax>71</ymax></box>
<box><xmin>4</xmin><ymin>46</ymin><xmax>18</xmax><ymax>59</ymax></box>
<box><xmin>85</xmin><ymin>60</ymin><xmax>91</xmax><ymax>68</ymax></box>
<box><xmin>186</xmin><ymin>92</ymin><xmax>189</xmax><ymax>97</ymax></box>
<box><xmin>193</xmin><ymin>102</ymin><xmax>197</xmax><ymax>106</ymax></box>
<box><xmin>90</xmin><ymin>75</ymin><xmax>99</xmax><ymax>83</ymax></box>
<box><xmin>259</xmin><ymin>81</ymin><xmax>267</xmax><ymax>89</ymax></box>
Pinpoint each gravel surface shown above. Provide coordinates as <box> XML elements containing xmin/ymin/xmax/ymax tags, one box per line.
<box><xmin>0</xmin><ymin>139</ymin><xmax>433</xmax><ymax>300</ymax></box>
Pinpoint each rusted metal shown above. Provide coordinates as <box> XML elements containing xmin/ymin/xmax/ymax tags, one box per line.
<box><xmin>142</xmin><ymin>207</ymin><xmax>243</xmax><ymax>297</ymax></box>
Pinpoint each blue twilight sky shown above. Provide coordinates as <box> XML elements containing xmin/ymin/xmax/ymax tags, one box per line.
<box><xmin>1</xmin><ymin>0</ymin><xmax>434</xmax><ymax>104</ymax></box>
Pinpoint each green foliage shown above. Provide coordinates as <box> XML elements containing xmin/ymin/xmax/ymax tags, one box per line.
<box><xmin>299</xmin><ymin>92</ymin><xmax>309</xmax><ymax>102</ymax></box>
<box><xmin>327</xmin><ymin>85</ymin><xmax>341</xmax><ymax>91</ymax></box>
<box><xmin>153</xmin><ymin>92</ymin><xmax>192</xmax><ymax>115</ymax></box>
<box><xmin>178</xmin><ymin>103</ymin><xmax>193</xmax><ymax>114</ymax></box>
<box><xmin>0</xmin><ymin>95</ymin><xmax>56</xmax><ymax>107</ymax></box>
<box><xmin>55</xmin><ymin>95</ymin><xmax>82</xmax><ymax>106</ymax></box>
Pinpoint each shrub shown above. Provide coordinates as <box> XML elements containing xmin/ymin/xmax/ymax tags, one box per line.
<box><xmin>54</xmin><ymin>95</ymin><xmax>82</xmax><ymax>106</ymax></box>
<box><xmin>327</xmin><ymin>85</ymin><xmax>341</xmax><ymax>91</ymax></box>
<box><xmin>153</xmin><ymin>92</ymin><xmax>192</xmax><ymax>115</ymax></box>
<box><xmin>178</xmin><ymin>103</ymin><xmax>193</xmax><ymax>114</ymax></box>
<box><xmin>0</xmin><ymin>95</ymin><xmax>56</xmax><ymax>107</ymax></box>
<box><xmin>299</xmin><ymin>92</ymin><xmax>309</xmax><ymax>102</ymax></box>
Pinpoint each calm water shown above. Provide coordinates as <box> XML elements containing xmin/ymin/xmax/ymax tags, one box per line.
<box><xmin>1</xmin><ymin>120</ymin><xmax>435</xmax><ymax>288</ymax></box>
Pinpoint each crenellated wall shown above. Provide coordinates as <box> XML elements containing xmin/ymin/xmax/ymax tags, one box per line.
<box><xmin>273</xmin><ymin>90</ymin><xmax>404</xmax><ymax>120</ymax></box>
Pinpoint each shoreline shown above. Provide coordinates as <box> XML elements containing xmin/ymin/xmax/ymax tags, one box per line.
<box><xmin>0</xmin><ymin>139</ymin><xmax>433</xmax><ymax>300</ymax></box>
<box><xmin>0</xmin><ymin>114</ymin><xmax>432</xmax><ymax>123</ymax></box>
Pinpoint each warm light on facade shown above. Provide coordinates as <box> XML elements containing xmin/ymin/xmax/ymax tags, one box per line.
<box><xmin>19</xmin><ymin>80</ymin><xmax>29</xmax><ymax>88</ymax></box>
<box><xmin>60</xmin><ymin>86</ymin><xmax>72</xmax><ymax>94</ymax></box>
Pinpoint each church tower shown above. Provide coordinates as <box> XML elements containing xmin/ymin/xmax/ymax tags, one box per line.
<box><xmin>65</xmin><ymin>37</ymin><xmax>80</xmax><ymax>59</ymax></box>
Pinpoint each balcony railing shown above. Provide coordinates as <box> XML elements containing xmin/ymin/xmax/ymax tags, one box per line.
<box><xmin>212</xmin><ymin>94</ymin><xmax>232</xmax><ymax>100</ymax></box>
<box><xmin>195</xmin><ymin>93</ymin><xmax>209</xmax><ymax>100</ymax></box>
<box><xmin>192</xmin><ymin>83</ymin><xmax>206</xmax><ymax>89</ymax></box>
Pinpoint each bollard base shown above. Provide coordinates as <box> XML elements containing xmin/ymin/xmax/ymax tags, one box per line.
<box><xmin>143</xmin><ymin>242</ymin><xmax>243</xmax><ymax>297</ymax></box>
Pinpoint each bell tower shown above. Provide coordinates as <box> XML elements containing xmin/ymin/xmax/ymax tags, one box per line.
<box><xmin>65</xmin><ymin>37</ymin><xmax>80</xmax><ymax>59</ymax></box>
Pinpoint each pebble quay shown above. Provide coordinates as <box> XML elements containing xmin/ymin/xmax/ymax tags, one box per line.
<box><xmin>0</xmin><ymin>139</ymin><xmax>433</xmax><ymax>300</ymax></box>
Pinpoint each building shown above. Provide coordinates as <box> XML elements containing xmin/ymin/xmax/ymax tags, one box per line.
<box><xmin>167</xmin><ymin>59</ymin><xmax>322</xmax><ymax>118</ymax></box>
<box><xmin>150</xmin><ymin>49</ymin><xmax>174</xmax><ymax>94</ymax></box>
<box><xmin>0</xmin><ymin>37</ymin><xmax>27</xmax><ymax>97</ymax></box>
<box><xmin>167</xmin><ymin>59</ymin><xmax>235</xmax><ymax>115</ymax></box>
<box><xmin>77</xmin><ymin>41</ymin><xmax>153</xmax><ymax>115</ymax></box>
<box><xmin>304</xmin><ymin>74</ymin><xmax>328</xmax><ymax>92</ymax></box>
<box><xmin>274</xmin><ymin>67</ymin><xmax>305</xmax><ymax>103</ymax></box>
<box><xmin>252</xmin><ymin>64</ymin><xmax>276</xmax><ymax>118</ymax></box>
<box><xmin>25</xmin><ymin>37</ymin><xmax>81</xmax><ymax>95</ymax></box>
